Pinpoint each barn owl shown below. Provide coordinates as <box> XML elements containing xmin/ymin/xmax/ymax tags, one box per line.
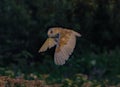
<box><xmin>38</xmin><ymin>27</ymin><xmax>81</xmax><ymax>65</ymax></box>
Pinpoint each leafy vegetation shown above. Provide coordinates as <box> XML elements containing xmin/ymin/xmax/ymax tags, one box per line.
<box><xmin>0</xmin><ymin>49</ymin><xmax>120</xmax><ymax>86</ymax></box>
<box><xmin>0</xmin><ymin>0</ymin><xmax>120</xmax><ymax>86</ymax></box>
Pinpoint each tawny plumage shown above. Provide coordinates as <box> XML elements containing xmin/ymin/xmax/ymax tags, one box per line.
<box><xmin>38</xmin><ymin>27</ymin><xmax>81</xmax><ymax>65</ymax></box>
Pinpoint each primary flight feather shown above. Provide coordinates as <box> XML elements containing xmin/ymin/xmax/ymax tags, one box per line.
<box><xmin>38</xmin><ymin>27</ymin><xmax>81</xmax><ymax>65</ymax></box>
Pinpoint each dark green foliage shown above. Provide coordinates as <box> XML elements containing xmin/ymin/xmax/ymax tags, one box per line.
<box><xmin>0</xmin><ymin>0</ymin><xmax>120</xmax><ymax>86</ymax></box>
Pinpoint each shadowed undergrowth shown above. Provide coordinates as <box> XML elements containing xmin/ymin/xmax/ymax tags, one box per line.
<box><xmin>0</xmin><ymin>49</ymin><xmax>120</xmax><ymax>87</ymax></box>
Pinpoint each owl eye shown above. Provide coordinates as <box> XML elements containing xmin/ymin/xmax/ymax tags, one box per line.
<box><xmin>50</xmin><ymin>30</ymin><xmax>53</xmax><ymax>34</ymax></box>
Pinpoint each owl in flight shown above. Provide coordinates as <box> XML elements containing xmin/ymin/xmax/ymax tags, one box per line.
<box><xmin>38</xmin><ymin>27</ymin><xmax>81</xmax><ymax>65</ymax></box>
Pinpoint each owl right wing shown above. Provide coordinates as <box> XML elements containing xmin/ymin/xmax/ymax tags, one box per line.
<box><xmin>38</xmin><ymin>38</ymin><xmax>56</xmax><ymax>52</ymax></box>
<box><xmin>54</xmin><ymin>29</ymin><xmax>79</xmax><ymax>65</ymax></box>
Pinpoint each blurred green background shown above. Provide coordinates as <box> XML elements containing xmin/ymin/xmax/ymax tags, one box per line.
<box><xmin>0</xmin><ymin>0</ymin><xmax>120</xmax><ymax>86</ymax></box>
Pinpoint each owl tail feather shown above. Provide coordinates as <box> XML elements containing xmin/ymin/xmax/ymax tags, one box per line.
<box><xmin>73</xmin><ymin>31</ymin><xmax>82</xmax><ymax>37</ymax></box>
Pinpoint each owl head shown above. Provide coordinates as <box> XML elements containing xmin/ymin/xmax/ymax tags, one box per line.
<box><xmin>47</xmin><ymin>27</ymin><xmax>62</xmax><ymax>38</ymax></box>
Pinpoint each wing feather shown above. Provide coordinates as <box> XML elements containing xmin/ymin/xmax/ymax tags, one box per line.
<box><xmin>54</xmin><ymin>30</ymin><xmax>77</xmax><ymax>65</ymax></box>
<box><xmin>38</xmin><ymin>38</ymin><xmax>56</xmax><ymax>52</ymax></box>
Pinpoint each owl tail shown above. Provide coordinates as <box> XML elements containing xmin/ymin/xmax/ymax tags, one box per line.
<box><xmin>73</xmin><ymin>31</ymin><xmax>82</xmax><ymax>37</ymax></box>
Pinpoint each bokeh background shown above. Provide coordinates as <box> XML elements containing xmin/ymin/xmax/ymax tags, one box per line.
<box><xmin>0</xmin><ymin>0</ymin><xmax>120</xmax><ymax>86</ymax></box>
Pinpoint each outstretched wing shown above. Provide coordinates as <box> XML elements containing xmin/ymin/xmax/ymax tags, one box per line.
<box><xmin>38</xmin><ymin>38</ymin><xmax>56</xmax><ymax>52</ymax></box>
<box><xmin>54</xmin><ymin>30</ymin><xmax>79</xmax><ymax>65</ymax></box>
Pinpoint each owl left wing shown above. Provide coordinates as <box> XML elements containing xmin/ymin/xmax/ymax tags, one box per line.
<box><xmin>38</xmin><ymin>38</ymin><xmax>56</xmax><ymax>53</ymax></box>
<box><xmin>54</xmin><ymin>30</ymin><xmax>77</xmax><ymax>65</ymax></box>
